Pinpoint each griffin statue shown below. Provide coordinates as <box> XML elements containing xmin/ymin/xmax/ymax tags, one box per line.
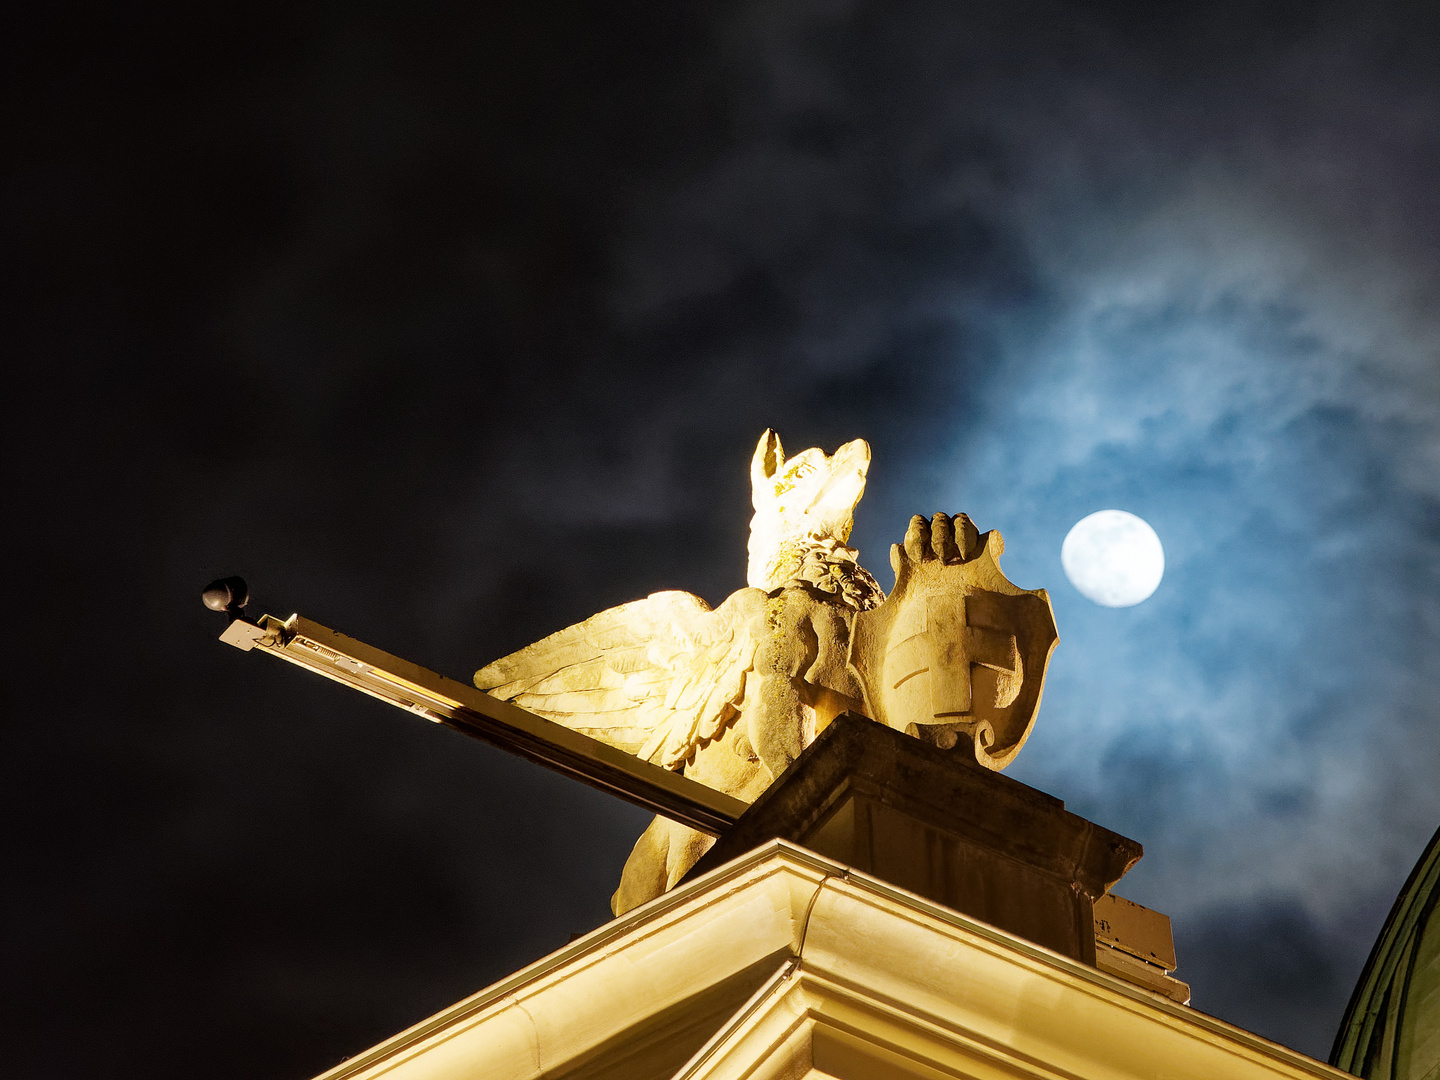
<box><xmin>476</xmin><ymin>430</ymin><xmax>1057</xmax><ymax>914</ymax></box>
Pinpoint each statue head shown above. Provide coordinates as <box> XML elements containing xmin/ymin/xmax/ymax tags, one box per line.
<box><xmin>747</xmin><ymin>429</ymin><xmax>871</xmax><ymax>590</ymax></box>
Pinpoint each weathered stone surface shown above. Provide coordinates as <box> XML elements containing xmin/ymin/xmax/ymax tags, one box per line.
<box><xmin>688</xmin><ymin>713</ymin><xmax>1141</xmax><ymax>964</ymax></box>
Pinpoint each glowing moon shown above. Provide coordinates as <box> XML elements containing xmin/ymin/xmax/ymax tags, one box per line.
<box><xmin>1061</xmin><ymin>510</ymin><xmax>1164</xmax><ymax>608</ymax></box>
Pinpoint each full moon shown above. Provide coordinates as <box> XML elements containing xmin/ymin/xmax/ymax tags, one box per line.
<box><xmin>1061</xmin><ymin>510</ymin><xmax>1165</xmax><ymax>608</ymax></box>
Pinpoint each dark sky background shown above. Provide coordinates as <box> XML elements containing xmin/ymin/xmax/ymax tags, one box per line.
<box><xmin>7</xmin><ymin>1</ymin><xmax>1440</xmax><ymax>1076</ymax></box>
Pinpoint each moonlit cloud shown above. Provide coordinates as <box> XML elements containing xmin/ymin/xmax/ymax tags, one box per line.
<box><xmin>924</xmin><ymin>171</ymin><xmax>1440</xmax><ymax>1051</ymax></box>
<box><xmin>590</xmin><ymin>4</ymin><xmax>1440</xmax><ymax>1052</ymax></box>
<box><xmin>13</xmin><ymin>2</ymin><xmax>1440</xmax><ymax>1072</ymax></box>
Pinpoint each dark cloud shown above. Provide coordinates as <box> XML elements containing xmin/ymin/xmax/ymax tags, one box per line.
<box><xmin>1179</xmin><ymin>898</ymin><xmax>1359</xmax><ymax>1057</ymax></box>
<box><xmin>6</xmin><ymin>0</ymin><xmax>1440</xmax><ymax>1074</ymax></box>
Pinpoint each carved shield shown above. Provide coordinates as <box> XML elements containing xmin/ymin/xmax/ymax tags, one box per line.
<box><xmin>849</xmin><ymin>527</ymin><xmax>1057</xmax><ymax>770</ymax></box>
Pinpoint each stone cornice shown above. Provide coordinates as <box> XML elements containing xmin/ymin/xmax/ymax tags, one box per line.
<box><xmin>313</xmin><ymin>842</ymin><xmax>1348</xmax><ymax>1080</ymax></box>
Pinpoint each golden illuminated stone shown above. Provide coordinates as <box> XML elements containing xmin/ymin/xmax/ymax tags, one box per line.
<box><xmin>476</xmin><ymin>430</ymin><xmax>1058</xmax><ymax>913</ymax></box>
<box><xmin>311</xmin><ymin>844</ymin><xmax>1341</xmax><ymax>1080</ymax></box>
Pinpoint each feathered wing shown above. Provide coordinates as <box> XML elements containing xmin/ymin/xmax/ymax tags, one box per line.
<box><xmin>474</xmin><ymin>590</ymin><xmax>757</xmax><ymax>770</ymax></box>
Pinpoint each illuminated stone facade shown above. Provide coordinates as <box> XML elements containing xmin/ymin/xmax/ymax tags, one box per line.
<box><xmin>313</xmin><ymin>842</ymin><xmax>1348</xmax><ymax>1080</ymax></box>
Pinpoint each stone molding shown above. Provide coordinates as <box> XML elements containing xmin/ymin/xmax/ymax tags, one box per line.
<box><xmin>314</xmin><ymin>842</ymin><xmax>1348</xmax><ymax>1080</ymax></box>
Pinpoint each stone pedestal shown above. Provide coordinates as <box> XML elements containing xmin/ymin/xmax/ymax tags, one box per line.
<box><xmin>686</xmin><ymin>713</ymin><xmax>1142</xmax><ymax>965</ymax></box>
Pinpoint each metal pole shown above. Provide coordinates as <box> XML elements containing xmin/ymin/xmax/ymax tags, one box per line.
<box><xmin>206</xmin><ymin>581</ymin><xmax>743</xmax><ymax>836</ymax></box>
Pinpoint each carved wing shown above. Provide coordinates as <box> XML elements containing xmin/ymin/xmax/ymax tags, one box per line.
<box><xmin>474</xmin><ymin>590</ymin><xmax>757</xmax><ymax>770</ymax></box>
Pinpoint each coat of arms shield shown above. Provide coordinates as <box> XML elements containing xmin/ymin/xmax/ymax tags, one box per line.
<box><xmin>849</xmin><ymin>514</ymin><xmax>1058</xmax><ymax>770</ymax></box>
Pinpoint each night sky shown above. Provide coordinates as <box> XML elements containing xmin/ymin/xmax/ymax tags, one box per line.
<box><xmin>8</xmin><ymin>2</ymin><xmax>1440</xmax><ymax>1076</ymax></box>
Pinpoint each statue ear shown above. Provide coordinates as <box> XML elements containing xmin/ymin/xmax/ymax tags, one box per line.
<box><xmin>751</xmin><ymin>429</ymin><xmax>784</xmax><ymax>492</ymax></box>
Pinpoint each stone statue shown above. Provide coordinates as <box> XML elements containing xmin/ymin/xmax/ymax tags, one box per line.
<box><xmin>476</xmin><ymin>430</ymin><xmax>1057</xmax><ymax>914</ymax></box>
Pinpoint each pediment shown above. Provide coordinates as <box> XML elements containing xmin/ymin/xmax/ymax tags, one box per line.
<box><xmin>316</xmin><ymin>842</ymin><xmax>1348</xmax><ymax>1080</ymax></box>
